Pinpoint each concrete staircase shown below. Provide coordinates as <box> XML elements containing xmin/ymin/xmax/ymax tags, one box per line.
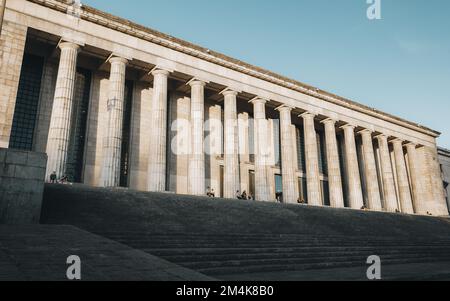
<box><xmin>97</xmin><ymin>232</ymin><xmax>450</xmax><ymax>277</ymax></box>
<box><xmin>41</xmin><ymin>184</ymin><xmax>450</xmax><ymax>279</ymax></box>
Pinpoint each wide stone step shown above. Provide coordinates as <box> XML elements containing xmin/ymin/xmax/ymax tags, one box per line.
<box><xmin>178</xmin><ymin>252</ymin><xmax>450</xmax><ymax>270</ymax></box>
<box><xmin>197</xmin><ymin>256</ymin><xmax>450</xmax><ymax>276</ymax></box>
<box><xmin>109</xmin><ymin>238</ymin><xmax>450</xmax><ymax>249</ymax></box>
<box><xmin>99</xmin><ymin>232</ymin><xmax>450</xmax><ymax>244</ymax></box>
<box><xmin>143</xmin><ymin>245</ymin><xmax>450</xmax><ymax>256</ymax></box>
<box><xmin>153</xmin><ymin>247</ymin><xmax>450</xmax><ymax>263</ymax></box>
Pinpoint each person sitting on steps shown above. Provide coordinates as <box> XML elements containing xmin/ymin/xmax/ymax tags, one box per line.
<box><xmin>241</xmin><ymin>190</ymin><xmax>247</xmax><ymax>200</ymax></box>
<box><xmin>236</xmin><ymin>190</ymin><xmax>242</xmax><ymax>199</ymax></box>
<box><xmin>59</xmin><ymin>174</ymin><xmax>69</xmax><ymax>184</ymax></box>
<box><xmin>297</xmin><ymin>197</ymin><xmax>306</xmax><ymax>204</ymax></box>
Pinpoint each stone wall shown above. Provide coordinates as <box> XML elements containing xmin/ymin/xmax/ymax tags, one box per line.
<box><xmin>0</xmin><ymin>148</ymin><xmax>47</xmax><ymax>224</ymax></box>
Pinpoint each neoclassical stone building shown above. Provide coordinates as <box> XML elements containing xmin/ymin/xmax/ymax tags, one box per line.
<box><xmin>0</xmin><ymin>0</ymin><xmax>448</xmax><ymax>216</ymax></box>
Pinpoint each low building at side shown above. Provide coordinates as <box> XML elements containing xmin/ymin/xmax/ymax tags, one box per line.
<box><xmin>0</xmin><ymin>0</ymin><xmax>448</xmax><ymax>216</ymax></box>
<box><xmin>438</xmin><ymin>147</ymin><xmax>450</xmax><ymax>215</ymax></box>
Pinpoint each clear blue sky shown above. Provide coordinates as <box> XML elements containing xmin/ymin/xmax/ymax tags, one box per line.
<box><xmin>82</xmin><ymin>0</ymin><xmax>450</xmax><ymax>148</ymax></box>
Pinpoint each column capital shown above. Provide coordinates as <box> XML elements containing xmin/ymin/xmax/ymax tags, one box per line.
<box><xmin>275</xmin><ymin>104</ymin><xmax>294</xmax><ymax>113</ymax></box>
<box><xmin>405</xmin><ymin>142</ymin><xmax>417</xmax><ymax>149</ymax></box>
<box><xmin>357</xmin><ymin>129</ymin><xmax>374</xmax><ymax>137</ymax></box>
<box><xmin>59</xmin><ymin>41</ymin><xmax>81</xmax><ymax>52</ymax></box>
<box><xmin>299</xmin><ymin>111</ymin><xmax>316</xmax><ymax>119</ymax></box>
<box><xmin>187</xmin><ymin>78</ymin><xmax>208</xmax><ymax>87</ymax></box>
<box><xmin>220</xmin><ymin>88</ymin><xmax>239</xmax><ymax>97</ymax></box>
<box><xmin>108</xmin><ymin>56</ymin><xmax>128</xmax><ymax>65</ymax></box>
<box><xmin>340</xmin><ymin>123</ymin><xmax>356</xmax><ymax>131</ymax></box>
<box><xmin>249</xmin><ymin>96</ymin><xmax>269</xmax><ymax>105</ymax></box>
<box><xmin>374</xmin><ymin>134</ymin><xmax>388</xmax><ymax>142</ymax></box>
<box><xmin>321</xmin><ymin>118</ymin><xmax>337</xmax><ymax>125</ymax></box>
<box><xmin>150</xmin><ymin>67</ymin><xmax>172</xmax><ymax>77</ymax></box>
<box><xmin>391</xmin><ymin>138</ymin><xmax>404</xmax><ymax>145</ymax></box>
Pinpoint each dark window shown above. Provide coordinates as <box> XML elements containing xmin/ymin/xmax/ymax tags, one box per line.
<box><xmin>298</xmin><ymin>177</ymin><xmax>308</xmax><ymax>203</ymax></box>
<box><xmin>317</xmin><ymin>131</ymin><xmax>328</xmax><ymax>175</ymax></box>
<box><xmin>120</xmin><ymin>80</ymin><xmax>133</xmax><ymax>187</ymax></box>
<box><xmin>220</xmin><ymin>165</ymin><xmax>224</xmax><ymax>198</ymax></box>
<box><xmin>249</xmin><ymin>170</ymin><xmax>255</xmax><ymax>199</ymax></box>
<box><xmin>337</xmin><ymin>133</ymin><xmax>349</xmax><ymax>207</ymax></box>
<box><xmin>65</xmin><ymin>68</ymin><xmax>91</xmax><ymax>183</ymax></box>
<box><xmin>248</xmin><ymin>117</ymin><xmax>255</xmax><ymax>163</ymax></box>
<box><xmin>321</xmin><ymin>180</ymin><xmax>330</xmax><ymax>206</ymax></box>
<box><xmin>9</xmin><ymin>54</ymin><xmax>44</xmax><ymax>150</ymax></box>
<box><xmin>273</xmin><ymin>119</ymin><xmax>281</xmax><ymax>166</ymax></box>
<box><xmin>296</xmin><ymin>126</ymin><xmax>306</xmax><ymax>172</ymax></box>
<box><xmin>275</xmin><ymin>174</ymin><xmax>282</xmax><ymax>193</ymax></box>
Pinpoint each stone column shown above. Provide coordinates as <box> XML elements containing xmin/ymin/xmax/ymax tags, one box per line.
<box><xmin>376</xmin><ymin>134</ymin><xmax>398</xmax><ymax>212</ymax></box>
<box><xmin>0</xmin><ymin>0</ymin><xmax>6</xmax><ymax>34</ymax></box>
<box><xmin>405</xmin><ymin>143</ymin><xmax>422</xmax><ymax>213</ymax></box>
<box><xmin>277</xmin><ymin>105</ymin><xmax>298</xmax><ymax>204</ymax></box>
<box><xmin>250</xmin><ymin>97</ymin><xmax>270</xmax><ymax>201</ymax></box>
<box><xmin>321</xmin><ymin>118</ymin><xmax>344</xmax><ymax>208</ymax></box>
<box><xmin>45</xmin><ymin>42</ymin><xmax>80</xmax><ymax>180</ymax></box>
<box><xmin>147</xmin><ymin>68</ymin><xmax>170</xmax><ymax>192</ymax></box>
<box><xmin>392</xmin><ymin>139</ymin><xmax>415</xmax><ymax>214</ymax></box>
<box><xmin>222</xmin><ymin>89</ymin><xmax>240</xmax><ymax>199</ymax></box>
<box><xmin>300</xmin><ymin>112</ymin><xmax>322</xmax><ymax>206</ymax></box>
<box><xmin>187</xmin><ymin>80</ymin><xmax>206</xmax><ymax>195</ymax></box>
<box><xmin>101</xmin><ymin>56</ymin><xmax>128</xmax><ymax>187</ymax></box>
<box><xmin>359</xmin><ymin>129</ymin><xmax>382</xmax><ymax>211</ymax></box>
<box><xmin>341</xmin><ymin>124</ymin><xmax>364</xmax><ymax>209</ymax></box>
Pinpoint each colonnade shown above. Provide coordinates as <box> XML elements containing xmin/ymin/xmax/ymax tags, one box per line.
<box><xmin>45</xmin><ymin>41</ymin><xmax>434</xmax><ymax>215</ymax></box>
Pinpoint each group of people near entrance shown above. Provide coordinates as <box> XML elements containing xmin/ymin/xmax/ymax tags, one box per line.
<box><xmin>206</xmin><ymin>187</ymin><xmax>254</xmax><ymax>200</ymax></box>
<box><xmin>49</xmin><ymin>171</ymin><xmax>69</xmax><ymax>184</ymax></box>
<box><xmin>236</xmin><ymin>190</ymin><xmax>254</xmax><ymax>200</ymax></box>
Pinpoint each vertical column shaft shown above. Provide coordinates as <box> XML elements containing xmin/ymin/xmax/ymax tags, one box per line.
<box><xmin>359</xmin><ymin>129</ymin><xmax>382</xmax><ymax>210</ymax></box>
<box><xmin>300</xmin><ymin>112</ymin><xmax>322</xmax><ymax>206</ymax></box>
<box><xmin>147</xmin><ymin>69</ymin><xmax>170</xmax><ymax>192</ymax></box>
<box><xmin>101</xmin><ymin>56</ymin><xmax>128</xmax><ymax>187</ymax></box>
<box><xmin>188</xmin><ymin>80</ymin><xmax>206</xmax><ymax>195</ymax></box>
<box><xmin>251</xmin><ymin>98</ymin><xmax>270</xmax><ymax>201</ymax></box>
<box><xmin>322</xmin><ymin>118</ymin><xmax>344</xmax><ymax>208</ymax></box>
<box><xmin>0</xmin><ymin>0</ymin><xmax>6</xmax><ymax>34</ymax></box>
<box><xmin>376</xmin><ymin>134</ymin><xmax>398</xmax><ymax>212</ymax></box>
<box><xmin>45</xmin><ymin>42</ymin><xmax>80</xmax><ymax>180</ymax></box>
<box><xmin>406</xmin><ymin>143</ymin><xmax>423</xmax><ymax>213</ymax></box>
<box><xmin>392</xmin><ymin>139</ymin><xmax>414</xmax><ymax>214</ymax></box>
<box><xmin>277</xmin><ymin>106</ymin><xmax>298</xmax><ymax>203</ymax></box>
<box><xmin>223</xmin><ymin>89</ymin><xmax>240</xmax><ymax>198</ymax></box>
<box><xmin>341</xmin><ymin>124</ymin><xmax>364</xmax><ymax>209</ymax></box>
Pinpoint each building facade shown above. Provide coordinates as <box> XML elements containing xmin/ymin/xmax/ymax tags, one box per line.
<box><xmin>438</xmin><ymin>148</ymin><xmax>450</xmax><ymax>215</ymax></box>
<box><xmin>0</xmin><ymin>0</ymin><xmax>448</xmax><ymax>216</ymax></box>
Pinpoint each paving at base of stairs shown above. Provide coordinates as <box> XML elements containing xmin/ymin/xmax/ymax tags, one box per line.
<box><xmin>0</xmin><ymin>225</ymin><xmax>213</xmax><ymax>281</ymax></box>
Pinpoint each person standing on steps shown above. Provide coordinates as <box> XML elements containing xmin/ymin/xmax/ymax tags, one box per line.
<box><xmin>206</xmin><ymin>187</ymin><xmax>212</xmax><ymax>197</ymax></box>
<box><xmin>49</xmin><ymin>171</ymin><xmax>57</xmax><ymax>184</ymax></box>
